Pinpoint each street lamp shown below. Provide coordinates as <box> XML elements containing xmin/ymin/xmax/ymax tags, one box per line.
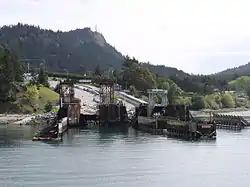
<box><xmin>27</xmin><ymin>63</ymin><xmax>30</xmax><ymax>73</ymax></box>
<box><xmin>40</xmin><ymin>62</ymin><xmax>46</xmax><ymax>72</ymax></box>
<box><xmin>64</xmin><ymin>69</ymin><xmax>68</xmax><ymax>80</ymax></box>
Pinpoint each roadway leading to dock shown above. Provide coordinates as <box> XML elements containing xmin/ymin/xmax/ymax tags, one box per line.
<box><xmin>49</xmin><ymin>81</ymin><xmax>97</xmax><ymax>114</ymax></box>
<box><xmin>75</xmin><ymin>84</ymin><xmax>136</xmax><ymax>113</ymax></box>
<box><xmin>74</xmin><ymin>87</ymin><xmax>98</xmax><ymax>115</ymax></box>
<box><xmin>49</xmin><ymin>80</ymin><xmax>137</xmax><ymax>114</ymax></box>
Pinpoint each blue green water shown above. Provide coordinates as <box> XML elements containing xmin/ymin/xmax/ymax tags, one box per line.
<box><xmin>1</xmin><ymin>125</ymin><xmax>250</xmax><ymax>187</ymax></box>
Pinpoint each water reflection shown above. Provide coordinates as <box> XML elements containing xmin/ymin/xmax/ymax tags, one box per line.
<box><xmin>98</xmin><ymin>126</ymin><xmax>128</xmax><ymax>142</ymax></box>
<box><xmin>42</xmin><ymin>141</ymin><xmax>62</xmax><ymax>147</ymax></box>
<box><xmin>0</xmin><ymin>125</ymin><xmax>29</xmax><ymax>148</ymax></box>
<box><xmin>61</xmin><ymin>125</ymin><xmax>156</xmax><ymax>146</ymax></box>
<box><xmin>2</xmin><ymin>124</ymin><xmax>250</xmax><ymax>187</ymax></box>
<box><xmin>64</xmin><ymin>128</ymin><xmax>81</xmax><ymax>143</ymax></box>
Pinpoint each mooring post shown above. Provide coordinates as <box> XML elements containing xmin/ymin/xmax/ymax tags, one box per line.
<box><xmin>58</xmin><ymin>121</ymin><xmax>62</xmax><ymax>140</ymax></box>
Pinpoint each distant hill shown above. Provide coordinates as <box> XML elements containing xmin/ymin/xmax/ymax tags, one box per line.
<box><xmin>143</xmin><ymin>63</ymin><xmax>189</xmax><ymax>79</ymax></box>
<box><xmin>1</xmin><ymin>23</ymin><xmax>250</xmax><ymax>82</ymax></box>
<box><xmin>212</xmin><ymin>62</ymin><xmax>250</xmax><ymax>81</ymax></box>
<box><xmin>0</xmin><ymin>23</ymin><xmax>193</xmax><ymax>79</ymax></box>
<box><xmin>0</xmin><ymin>23</ymin><xmax>124</xmax><ymax>73</ymax></box>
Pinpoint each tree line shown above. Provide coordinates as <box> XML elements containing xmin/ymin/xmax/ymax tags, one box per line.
<box><xmin>0</xmin><ymin>45</ymin><xmax>53</xmax><ymax>114</ymax></box>
<box><xmin>0</xmin><ymin>41</ymin><xmax>247</xmax><ymax>111</ymax></box>
<box><xmin>0</xmin><ymin>46</ymin><xmax>24</xmax><ymax>102</ymax></box>
<box><xmin>91</xmin><ymin>56</ymin><xmax>249</xmax><ymax>110</ymax></box>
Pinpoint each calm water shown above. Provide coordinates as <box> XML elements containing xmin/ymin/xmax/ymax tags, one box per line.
<box><xmin>1</xmin><ymin>125</ymin><xmax>250</xmax><ymax>187</ymax></box>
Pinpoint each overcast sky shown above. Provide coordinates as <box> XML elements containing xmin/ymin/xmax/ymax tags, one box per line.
<box><xmin>1</xmin><ymin>0</ymin><xmax>250</xmax><ymax>74</ymax></box>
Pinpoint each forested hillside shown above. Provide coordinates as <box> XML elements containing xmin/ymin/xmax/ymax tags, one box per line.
<box><xmin>0</xmin><ymin>23</ymin><xmax>124</xmax><ymax>73</ymax></box>
<box><xmin>0</xmin><ymin>23</ymin><xmax>199</xmax><ymax>79</ymax></box>
<box><xmin>2</xmin><ymin>23</ymin><xmax>250</xmax><ymax>105</ymax></box>
<box><xmin>212</xmin><ymin>62</ymin><xmax>250</xmax><ymax>81</ymax></box>
<box><xmin>0</xmin><ymin>45</ymin><xmax>58</xmax><ymax>114</ymax></box>
<box><xmin>97</xmin><ymin>56</ymin><xmax>244</xmax><ymax>110</ymax></box>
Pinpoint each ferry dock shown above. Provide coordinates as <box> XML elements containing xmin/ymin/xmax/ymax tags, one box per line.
<box><xmin>32</xmin><ymin>79</ymin><xmax>137</xmax><ymax>141</ymax></box>
<box><xmin>32</xmin><ymin>78</ymin><xmax>250</xmax><ymax>142</ymax></box>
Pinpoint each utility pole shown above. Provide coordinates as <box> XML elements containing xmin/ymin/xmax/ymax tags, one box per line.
<box><xmin>64</xmin><ymin>69</ymin><xmax>68</xmax><ymax>80</ymax></box>
<box><xmin>27</xmin><ymin>63</ymin><xmax>30</xmax><ymax>73</ymax></box>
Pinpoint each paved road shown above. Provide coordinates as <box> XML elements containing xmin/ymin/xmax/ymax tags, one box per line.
<box><xmin>74</xmin><ymin>88</ymin><xmax>98</xmax><ymax>114</ymax></box>
<box><xmin>76</xmin><ymin>84</ymin><xmax>135</xmax><ymax>112</ymax></box>
<box><xmin>48</xmin><ymin>81</ymin><xmax>136</xmax><ymax>113</ymax></box>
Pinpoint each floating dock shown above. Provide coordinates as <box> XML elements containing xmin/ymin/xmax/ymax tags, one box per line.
<box><xmin>33</xmin><ymin>117</ymin><xmax>67</xmax><ymax>141</ymax></box>
<box><xmin>131</xmin><ymin>90</ymin><xmax>216</xmax><ymax>141</ymax></box>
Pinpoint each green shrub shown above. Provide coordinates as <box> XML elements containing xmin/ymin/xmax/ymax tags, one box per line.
<box><xmin>24</xmin><ymin>85</ymin><xmax>39</xmax><ymax>101</ymax></box>
<box><xmin>44</xmin><ymin>101</ymin><xmax>53</xmax><ymax>112</ymax></box>
<box><xmin>221</xmin><ymin>93</ymin><xmax>235</xmax><ymax>108</ymax></box>
<box><xmin>191</xmin><ymin>96</ymin><xmax>205</xmax><ymax>110</ymax></box>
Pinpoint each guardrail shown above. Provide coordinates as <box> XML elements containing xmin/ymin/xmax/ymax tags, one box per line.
<box><xmin>75</xmin><ymin>84</ymin><xmax>147</xmax><ymax>107</ymax></box>
<box><xmin>75</xmin><ymin>85</ymin><xmax>99</xmax><ymax>95</ymax></box>
<box><xmin>117</xmin><ymin>92</ymin><xmax>148</xmax><ymax>106</ymax></box>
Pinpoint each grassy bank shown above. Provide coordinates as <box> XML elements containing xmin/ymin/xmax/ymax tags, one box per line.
<box><xmin>37</xmin><ymin>85</ymin><xmax>59</xmax><ymax>112</ymax></box>
<box><xmin>0</xmin><ymin>84</ymin><xmax>59</xmax><ymax>114</ymax></box>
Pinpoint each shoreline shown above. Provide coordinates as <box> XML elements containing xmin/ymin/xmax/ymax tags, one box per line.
<box><xmin>0</xmin><ymin>107</ymin><xmax>249</xmax><ymax>125</ymax></box>
<box><xmin>0</xmin><ymin>114</ymin><xmax>33</xmax><ymax>124</ymax></box>
<box><xmin>0</xmin><ymin>113</ymin><xmax>54</xmax><ymax>125</ymax></box>
<box><xmin>201</xmin><ymin>107</ymin><xmax>249</xmax><ymax>113</ymax></box>
<box><xmin>192</xmin><ymin>107</ymin><xmax>250</xmax><ymax>117</ymax></box>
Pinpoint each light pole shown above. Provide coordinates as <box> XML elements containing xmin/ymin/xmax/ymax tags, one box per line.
<box><xmin>40</xmin><ymin>62</ymin><xmax>45</xmax><ymax>72</ymax></box>
<box><xmin>27</xmin><ymin>63</ymin><xmax>30</xmax><ymax>73</ymax></box>
<box><xmin>64</xmin><ymin>69</ymin><xmax>68</xmax><ymax>80</ymax></box>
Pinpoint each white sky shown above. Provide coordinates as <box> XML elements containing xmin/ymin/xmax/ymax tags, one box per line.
<box><xmin>1</xmin><ymin>0</ymin><xmax>250</xmax><ymax>74</ymax></box>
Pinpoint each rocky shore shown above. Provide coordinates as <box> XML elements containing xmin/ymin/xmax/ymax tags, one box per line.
<box><xmin>0</xmin><ymin>112</ymin><xmax>56</xmax><ymax>126</ymax></box>
<box><xmin>191</xmin><ymin>107</ymin><xmax>249</xmax><ymax>117</ymax></box>
<box><xmin>0</xmin><ymin>114</ymin><xmax>31</xmax><ymax>124</ymax></box>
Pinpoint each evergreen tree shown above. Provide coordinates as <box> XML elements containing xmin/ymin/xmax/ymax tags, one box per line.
<box><xmin>2</xmin><ymin>48</ymin><xmax>14</xmax><ymax>83</ymax></box>
<box><xmin>12</xmin><ymin>52</ymin><xmax>24</xmax><ymax>82</ymax></box>
<box><xmin>44</xmin><ymin>101</ymin><xmax>53</xmax><ymax>112</ymax></box>
<box><xmin>94</xmin><ymin>65</ymin><xmax>102</xmax><ymax>76</ymax></box>
<box><xmin>0</xmin><ymin>47</ymin><xmax>24</xmax><ymax>101</ymax></box>
<box><xmin>38</xmin><ymin>67</ymin><xmax>49</xmax><ymax>87</ymax></box>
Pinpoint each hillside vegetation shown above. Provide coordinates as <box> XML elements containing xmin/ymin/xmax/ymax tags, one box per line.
<box><xmin>2</xmin><ymin>23</ymin><xmax>250</xmax><ymax>95</ymax></box>
<box><xmin>228</xmin><ymin>76</ymin><xmax>250</xmax><ymax>91</ymax></box>
<box><xmin>0</xmin><ymin>24</ymin><xmax>210</xmax><ymax>81</ymax></box>
<box><xmin>0</xmin><ymin>45</ymin><xmax>58</xmax><ymax>114</ymax></box>
<box><xmin>2</xmin><ymin>23</ymin><xmax>250</xmax><ymax>110</ymax></box>
<box><xmin>94</xmin><ymin>56</ymin><xmax>250</xmax><ymax>110</ymax></box>
<box><xmin>0</xmin><ymin>23</ymin><xmax>124</xmax><ymax>73</ymax></box>
<box><xmin>0</xmin><ymin>84</ymin><xmax>59</xmax><ymax>114</ymax></box>
<box><xmin>213</xmin><ymin>62</ymin><xmax>250</xmax><ymax>81</ymax></box>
